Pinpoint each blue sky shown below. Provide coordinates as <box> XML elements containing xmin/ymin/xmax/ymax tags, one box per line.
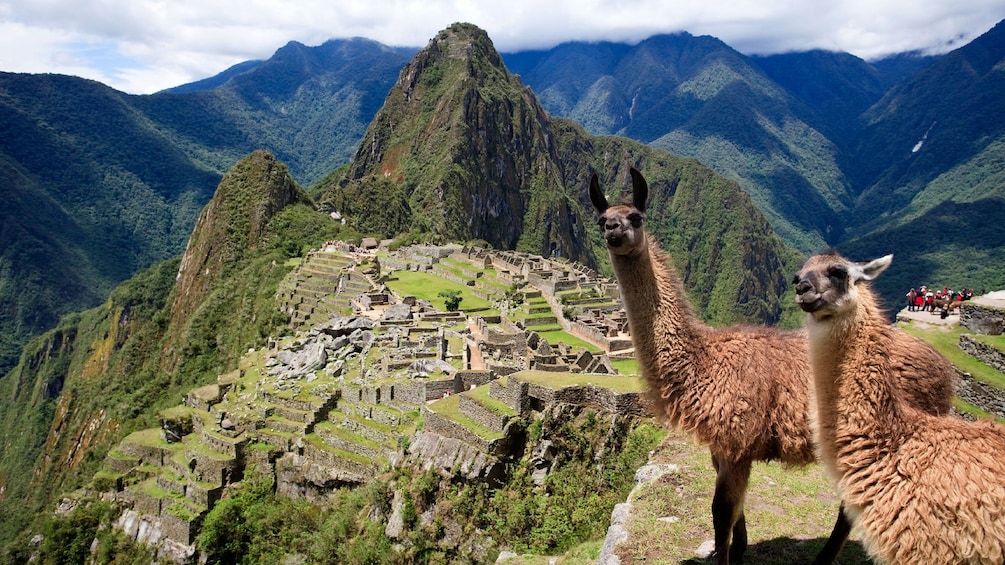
<box><xmin>1</xmin><ymin>0</ymin><xmax>1003</xmax><ymax>95</ymax></box>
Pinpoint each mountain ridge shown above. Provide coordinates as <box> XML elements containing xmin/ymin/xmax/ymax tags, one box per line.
<box><xmin>2</xmin><ymin>19</ymin><xmax>1004</xmax><ymax>378</ymax></box>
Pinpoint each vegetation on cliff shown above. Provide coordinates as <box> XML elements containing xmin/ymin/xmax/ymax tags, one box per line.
<box><xmin>0</xmin><ymin>151</ymin><xmax>350</xmax><ymax>551</ymax></box>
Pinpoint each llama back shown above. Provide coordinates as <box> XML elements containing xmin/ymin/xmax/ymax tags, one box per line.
<box><xmin>875</xmin><ymin>326</ymin><xmax>957</xmax><ymax>416</ymax></box>
<box><xmin>847</xmin><ymin>414</ymin><xmax>1005</xmax><ymax>564</ymax></box>
<box><xmin>649</xmin><ymin>324</ymin><xmax>818</xmax><ymax>466</ymax></box>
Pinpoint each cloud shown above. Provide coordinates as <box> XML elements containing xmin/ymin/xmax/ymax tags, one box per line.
<box><xmin>1</xmin><ymin>0</ymin><xmax>1003</xmax><ymax>94</ymax></box>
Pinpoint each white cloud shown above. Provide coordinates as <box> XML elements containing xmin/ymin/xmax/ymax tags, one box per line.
<box><xmin>1</xmin><ymin>0</ymin><xmax>1004</xmax><ymax>94</ymax></box>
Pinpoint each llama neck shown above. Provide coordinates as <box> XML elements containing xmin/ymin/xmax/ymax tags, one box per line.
<box><xmin>807</xmin><ymin>289</ymin><xmax>907</xmax><ymax>479</ymax></box>
<box><xmin>610</xmin><ymin>234</ymin><xmax>702</xmax><ymax>384</ymax></box>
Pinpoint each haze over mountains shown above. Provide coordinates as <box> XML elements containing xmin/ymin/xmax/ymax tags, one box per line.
<box><xmin>1</xmin><ymin>19</ymin><xmax>1004</xmax><ymax>378</ymax></box>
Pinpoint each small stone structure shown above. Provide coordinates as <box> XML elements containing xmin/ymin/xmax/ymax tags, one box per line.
<box><xmin>961</xmin><ymin>302</ymin><xmax>1005</xmax><ymax>335</ymax></box>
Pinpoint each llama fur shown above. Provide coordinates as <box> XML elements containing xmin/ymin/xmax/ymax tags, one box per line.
<box><xmin>795</xmin><ymin>251</ymin><xmax>1005</xmax><ymax>564</ymax></box>
<box><xmin>590</xmin><ymin>168</ymin><xmax>956</xmax><ymax>564</ymax></box>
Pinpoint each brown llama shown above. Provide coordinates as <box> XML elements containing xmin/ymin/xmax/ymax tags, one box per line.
<box><xmin>590</xmin><ymin>169</ymin><xmax>956</xmax><ymax>564</ymax></box>
<box><xmin>795</xmin><ymin>251</ymin><xmax>1005</xmax><ymax>564</ymax></box>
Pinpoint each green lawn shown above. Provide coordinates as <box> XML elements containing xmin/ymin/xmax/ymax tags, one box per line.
<box><xmin>385</xmin><ymin>270</ymin><xmax>495</xmax><ymax>313</ymax></box>
<box><xmin>537</xmin><ymin>329</ymin><xmax>602</xmax><ymax>353</ymax></box>
<box><xmin>514</xmin><ymin>370</ymin><xmax>644</xmax><ymax>393</ymax></box>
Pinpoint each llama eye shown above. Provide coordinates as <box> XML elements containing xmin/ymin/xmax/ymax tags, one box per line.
<box><xmin>597</xmin><ymin>217</ymin><xmax>607</xmax><ymax>228</ymax></box>
<box><xmin>628</xmin><ymin>213</ymin><xmax>644</xmax><ymax>227</ymax></box>
<box><xmin>827</xmin><ymin>266</ymin><xmax>847</xmax><ymax>280</ymax></box>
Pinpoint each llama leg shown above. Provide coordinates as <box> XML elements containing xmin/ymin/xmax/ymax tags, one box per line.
<box><xmin>811</xmin><ymin>503</ymin><xmax>851</xmax><ymax>565</ymax></box>
<box><xmin>711</xmin><ymin>454</ymin><xmax>751</xmax><ymax>564</ymax></box>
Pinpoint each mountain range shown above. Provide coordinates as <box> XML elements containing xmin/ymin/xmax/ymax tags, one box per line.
<box><xmin>1</xmin><ymin>18</ymin><xmax>1004</xmax><ymax>559</ymax></box>
<box><xmin>1</xmin><ymin>21</ymin><xmax>1003</xmax><ymax>380</ymax></box>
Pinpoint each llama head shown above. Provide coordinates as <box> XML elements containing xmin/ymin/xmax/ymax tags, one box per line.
<box><xmin>589</xmin><ymin>167</ymin><xmax>649</xmax><ymax>256</ymax></box>
<box><xmin>792</xmin><ymin>251</ymin><xmax>893</xmax><ymax>321</ymax></box>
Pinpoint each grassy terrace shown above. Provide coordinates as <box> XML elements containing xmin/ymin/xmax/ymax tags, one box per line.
<box><xmin>899</xmin><ymin>321</ymin><xmax>1005</xmax><ymax>388</ymax></box>
<box><xmin>314</xmin><ymin>420</ymin><xmax>389</xmax><ymax>451</ymax></box>
<box><xmin>537</xmin><ymin>328</ymin><xmax>602</xmax><ymax>353</ymax></box>
<box><xmin>123</xmin><ymin>427</ymin><xmax>172</xmax><ymax>448</ymax></box>
<box><xmin>514</xmin><ymin>370</ymin><xmax>644</xmax><ymax>394</ymax></box>
<box><xmin>385</xmin><ymin>270</ymin><xmax>496</xmax><ymax>314</ymax></box>
<box><xmin>183</xmin><ymin>434</ymin><xmax>235</xmax><ymax>461</ymax></box>
<box><xmin>464</xmin><ymin>385</ymin><xmax>518</xmax><ymax>417</ymax></box>
<box><xmin>303</xmin><ymin>433</ymin><xmax>387</xmax><ymax>468</ymax></box>
<box><xmin>611</xmin><ymin>358</ymin><xmax>640</xmax><ymax>376</ymax></box>
<box><xmin>426</xmin><ymin>394</ymin><xmax>504</xmax><ymax>441</ymax></box>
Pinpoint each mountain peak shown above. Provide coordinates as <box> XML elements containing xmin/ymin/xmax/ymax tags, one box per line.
<box><xmin>168</xmin><ymin>150</ymin><xmax>310</xmax><ymax>332</ymax></box>
<box><xmin>320</xmin><ymin>23</ymin><xmax>556</xmax><ymax>251</ymax></box>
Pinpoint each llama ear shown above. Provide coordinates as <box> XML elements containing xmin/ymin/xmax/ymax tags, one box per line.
<box><xmin>629</xmin><ymin>167</ymin><xmax>648</xmax><ymax>213</ymax></box>
<box><xmin>852</xmin><ymin>254</ymin><xmax>893</xmax><ymax>282</ymax></box>
<box><xmin>589</xmin><ymin>174</ymin><xmax>609</xmax><ymax>213</ymax></box>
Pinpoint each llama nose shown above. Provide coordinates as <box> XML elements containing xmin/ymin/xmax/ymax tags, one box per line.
<box><xmin>795</xmin><ymin>280</ymin><xmax>812</xmax><ymax>295</ymax></box>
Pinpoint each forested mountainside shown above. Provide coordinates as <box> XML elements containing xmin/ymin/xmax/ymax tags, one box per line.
<box><xmin>0</xmin><ymin>39</ymin><xmax>410</xmax><ymax>375</ymax></box>
<box><xmin>2</xmin><ymin>18</ymin><xmax>1005</xmax><ymax>562</ymax></box>
<box><xmin>316</xmin><ymin>23</ymin><xmax>795</xmax><ymax>324</ymax></box>
<box><xmin>504</xmin><ymin>20</ymin><xmax>1005</xmax><ymax>302</ymax></box>
<box><xmin>0</xmin><ymin>150</ymin><xmax>351</xmax><ymax>552</ymax></box>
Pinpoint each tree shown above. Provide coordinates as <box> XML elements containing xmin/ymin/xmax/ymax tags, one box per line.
<box><xmin>438</xmin><ymin>290</ymin><xmax>463</xmax><ymax>312</ymax></box>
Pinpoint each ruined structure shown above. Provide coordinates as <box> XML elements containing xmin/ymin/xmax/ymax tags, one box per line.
<box><xmin>92</xmin><ymin>242</ymin><xmax>647</xmax><ymax>561</ymax></box>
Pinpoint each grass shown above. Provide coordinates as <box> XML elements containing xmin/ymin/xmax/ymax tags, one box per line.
<box><xmin>614</xmin><ymin>431</ymin><xmax>873</xmax><ymax>565</ymax></box>
<box><xmin>384</xmin><ymin>269</ymin><xmax>494</xmax><ymax>313</ymax></box>
<box><xmin>464</xmin><ymin>385</ymin><xmax>518</xmax><ymax>416</ymax></box>
<box><xmin>611</xmin><ymin>358</ymin><xmax>640</xmax><ymax>376</ymax></box>
<box><xmin>898</xmin><ymin>320</ymin><xmax>1005</xmax><ymax>388</ymax></box>
<box><xmin>537</xmin><ymin>329</ymin><xmax>602</xmax><ymax>353</ymax></box>
<box><xmin>122</xmin><ymin>428</ymin><xmax>171</xmax><ymax>447</ymax></box>
<box><xmin>426</xmin><ymin>394</ymin><xmax>504</xmax><ymax>440</ymax></box>
<box><xmin>514</xmin><ymin>370</ymin><xmax>644</xmax><ymax>394</ymax></box>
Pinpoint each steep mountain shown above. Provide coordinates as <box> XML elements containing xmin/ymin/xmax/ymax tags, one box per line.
<box><xmin>0</xmin><ymin>73</ymin><xmax>221</xmax><ymax>376</ymax></box>
<box><xmin>0</xmin><ymin>38</ymin><xmax>410</xmax><ymax>375</ymax></box>
<box><xmin>838</xmin><ymin>19</ymin><xmax>1005</xmax><ymax>300</ymax></box>
<box><xmin>319</xmin><ymin>22</ymin><xmax>795</xmax><ymax>324</ymax></box>
<box><xmin>0</xmin><ymin>151</ymin><xmax>345</xmax><ymax>548</ymax></box>
<box><xmin>0</xmin><ymin>22</ymin><xmax>798</xmax><ymax>550</ymax></box>
<box><xmin>4</xmin><ymin>20</ymin><xmax>1002</xmax><ymax>382</ymax></box>
<box><xmin>504</xmin><ymin>22</ymin><xmax>1005</xmax><ymax>308</ymax></box>
<box><xmin>503</xmin><ymin>33</ymin><xmax>853</xmax><ymax>253</ymax></box>
<box><xmin>750</xmin><ymin>50</ymin><xmax>887</xmax><ymax>148</ymax></box>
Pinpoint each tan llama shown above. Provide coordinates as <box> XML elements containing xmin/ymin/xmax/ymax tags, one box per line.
<box><xmin>795</xmin><ymin>251</ymin><xmax>1005</xmax><ymax>564</ymax></box>
<box><xmin>590</xmin><ymin>168</ymin><xmax>956</xmax><ymax>564</ymax></box>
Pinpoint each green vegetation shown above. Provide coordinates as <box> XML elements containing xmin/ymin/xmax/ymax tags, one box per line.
<box><xmin>515</xmin><ymin>371</ymin><xmax>644</xmax><ymax>394</ymax></box>
<box><xmin>615</xmin><ymin>431</ymin><xmax>873</xmax><ymax>564</ymax></box>
<box><xmin>438</xmin><ymin>289</ymin><xmax>464</xmax><ymax>311</ymax></box>
<box><xmin>899</xmin><ymin>321</ymin><xmax>1005</xmax><ymax>389</ymax></box>
<box><xmin>385</xmin><ymin>270</ymin><xmax>493</xmax><ymax>313</ymax></box>
<box><xmin>5</xmin><ymin>19</ymin><xmax>1005</xmax><ymax>565</ymax></box>
<box><xmin>186</xmin><ymin>411</ymin><xmax>663</xmax><ymax>564</ymax></box>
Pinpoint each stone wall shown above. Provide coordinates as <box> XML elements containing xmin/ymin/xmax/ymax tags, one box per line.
<box><xmin>523</xmin><ymin>383</ymin><xmax>646</xmax><ymax>416</ymax></box>
<box><xmin>490</xmin><ymin>377</ymin><xmax>528</xmax><ymax>413</ymax></box>
<box><xmin>160</xmin><ymin>512</ymin><xmax>202</xmax><ymax>545</ymax></box>
<box><xmin>119</xmin><ymin>442</ymin><xmax>171</xmax><ymax>467</ymax></box>
<box><xmin>961</xmin><ymin>302</ymin><xmax>1005</xmax><ymax>335</ymax></box>
<box><xmin>959</xmin><ymin>335</ymin><xmax>1005</xmax><ymax>373</ymax></box>
<box><xmin>458</xmin><ymin>394</ymin><xmax>510</xmax><ymax>432</ymax></box>
<box><xmin>955</xmin><ymin>335</ymin><xmax>1005</xmax><ymax>419</ymax></box>
<box><xmin>421</xmin><ymin>407</ymin><xmax>494</xmax><ymax>453</ymax></box>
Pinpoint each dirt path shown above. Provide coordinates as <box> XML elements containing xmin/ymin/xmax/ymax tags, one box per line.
<box><xmin>465</xmin><ymin>317</ymin><xmax>487</xmax><ymax>370</ymax></box>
